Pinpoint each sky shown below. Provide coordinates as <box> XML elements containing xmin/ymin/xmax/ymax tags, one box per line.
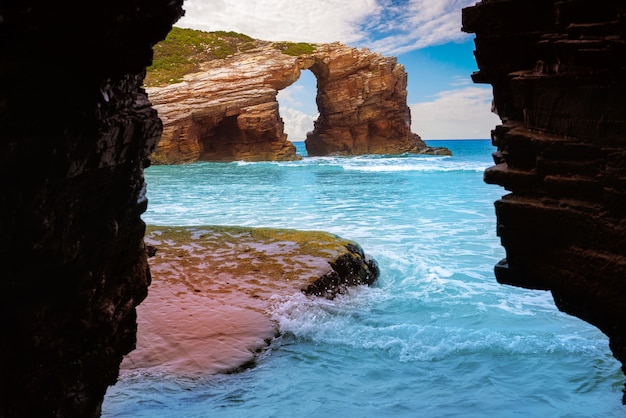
<box><xmin>175</xmin><ymin>0</ymin><xmax>501</xmax><ymax>140</ymax></box>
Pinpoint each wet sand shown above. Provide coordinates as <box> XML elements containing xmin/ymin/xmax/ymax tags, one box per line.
<box><xmin>121</xmin><ymin>226</ymin><xmax>364</xmax><ymax>376</ymax></box>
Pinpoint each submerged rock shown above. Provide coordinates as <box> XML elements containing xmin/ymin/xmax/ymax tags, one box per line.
<box><xmin>306</xmin><ymin>243</ymin><xmax>380</xmax><ymax>298</ymax></box>
<box><xmin>420</xmin><ymin>146</ymin><xmax>453</xmax><ymax>156</ymax></box>
<box><xmin>122</xmin><ymin>226</ymin><xmax>379</xmax><ymax>376</ymax></box>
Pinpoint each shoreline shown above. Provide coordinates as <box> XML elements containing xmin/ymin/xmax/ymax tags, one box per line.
<box><xmin>120</xmin><ymin>225</ymin><xmax>378</xmax><ymax>376</ymax></box>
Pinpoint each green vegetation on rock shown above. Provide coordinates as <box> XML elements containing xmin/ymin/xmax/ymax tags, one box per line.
<box><xmin>145</xmin><ymin>27</ymin><xmax>257</xmax><ymax>87</ymax></box>
<box><xmin>273</xmin><ymin>41</ymin><xmax>316</xmax><ymax>56</ymax></box>
<box><xmin>146</xmin><ymin>27</ymin><xmax>318</xmax><ymax>87</ymax></box>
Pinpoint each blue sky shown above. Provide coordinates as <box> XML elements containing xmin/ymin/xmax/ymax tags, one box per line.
<box><xmin>176</xmin><ymin>0</ymin><xmax>500</xmax><ymax>140</ymax></box>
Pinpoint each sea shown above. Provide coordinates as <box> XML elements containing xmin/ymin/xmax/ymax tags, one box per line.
<box><xmin>102</xmin><ymin>140</ymin><xmax>625</xmax><ymax>417</ymax></box>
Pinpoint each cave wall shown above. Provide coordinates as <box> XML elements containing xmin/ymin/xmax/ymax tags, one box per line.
<box><xmin>462</xmin><ymin>0</ymin><xmax>626</xmax><ymax>371</ymax></box>
<box><xmin>0</xmin><ymin>1</ymin><xmax>183</xmax><ymax>416</ymax></box>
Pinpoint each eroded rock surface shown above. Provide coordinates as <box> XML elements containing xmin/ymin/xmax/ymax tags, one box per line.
<box><xmin>462</xmin><ymin>0</ymin><xmax>626</xmax><ymax>379</ymax></box>
<box><xmin>305</xmin><ymin>43</ymin><xmax>431</xmax><ymax>157</ymax></box>
<box><xmin>147</xmin><ymin>43</ymin><xmax>302</xmax><ymax>163</ymax></box>
<box><xmin>148</xmin><ymin>40</ymin><xmax>449</xmax><ymax>163</ymax></box>
<box><xmin>122</xmin><ymin>226</ymin><xmax>379</xmax><ymax>375</ymax></box>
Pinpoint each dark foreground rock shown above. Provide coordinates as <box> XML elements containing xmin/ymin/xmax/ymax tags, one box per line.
<box><xmin>462</xmin><ymin>0</ymin><xmax>626</xmax><ymax>388</ymax></box>
<box><xmin>121</xmin><ymin>226</ymin><xmax>379</xmax><ymax>375</ymax></box>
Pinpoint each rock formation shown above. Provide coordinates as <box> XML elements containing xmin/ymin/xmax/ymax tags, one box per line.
<box><xmin>0</xmin><ymin>1</ymin><xmax>184</xmax><ymax>416</ymax></box>
<box><xmin>147</xmin><ymin>41</ymin><xmax>303</xmax><ymax>163</ymax></box>
<box><xmin>122</xmin><ymin>226</ymin><xmax>379</xmax><ymax>376</ymax></box>
<box><xmin>6</xmin><ymin>0</ymin><xmax>625</xmax><ymax>414</ymax></box>
<box><xmin>462</xmin><ymin>0</ymin><xmax>626</xmax><ymax>382</ymax></box>
<box><xmin>305</xmin><ymin>43</ymin><xmax>434</xmax><ymax>157</ymax></box>
<box><xmin>147</xmin><ymin>37</ymin><xmax>450</xmax><ymax>163</ymax></box>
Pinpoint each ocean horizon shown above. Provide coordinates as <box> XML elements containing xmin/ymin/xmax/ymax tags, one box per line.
<box><xmin>103</xmin><ymin>139</ymin><xmax>624</xmax><ymax>417</ymax></box>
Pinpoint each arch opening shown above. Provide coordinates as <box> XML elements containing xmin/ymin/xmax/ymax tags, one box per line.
<box><xmin>277</xmin><ymin>69</ymin><xmax>319</xmax><ymax>153</ymax></box>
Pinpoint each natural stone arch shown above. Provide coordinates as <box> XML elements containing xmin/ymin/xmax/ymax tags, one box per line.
<box><xmin>147</xmin><ymin>41</ymin><xmax>447</xmax><ymax>164</ymax></box>
<box><xmin>302</xmin><ymin>44</ymin><xmax>426</xmax><ymax>156</ymax></box>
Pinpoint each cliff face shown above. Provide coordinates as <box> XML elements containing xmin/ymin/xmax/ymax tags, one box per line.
<box><xmin>305</xmin><ymin>43</ymin><xmax>427</xmax><ymax>156</ymax></box>
<box><xmin>148</xmin><ymin>40</ymin><xmax>448</xmax><ymax>163</ymax></box>
<box><xmin>147</xmin><ymin>42</ymin><xmax>302</xmax><ymax>163</ymax></box>
<box><xmin>0</xmin><ymin>1</ymin><xmax>183</xmax><ymax>416</ymax></box>
<box><xmin>462</xmin><ymin>0</ymin><xmax>626</xmax><ymax>375</ymax></box>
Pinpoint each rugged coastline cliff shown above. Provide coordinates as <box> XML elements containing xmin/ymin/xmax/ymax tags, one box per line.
<box><xmin>0</xmin><ymin>1</ymin><xmax>184</xmax><ymax>416</ymax></box>
<box><xmin>146</xmin><ymin>30</ymin><xmax>450</xmax><ymax>163</ymax></box>
<box><xmin>462</xmin><ymin>0</ymin><xmax>626</xmax><ymax>379</ymax></box>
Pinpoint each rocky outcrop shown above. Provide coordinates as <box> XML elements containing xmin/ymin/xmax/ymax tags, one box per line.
<box><xmin>462</xmin><ymin>0</ymin><xmax>626</xmax><ymax>381</ymax></box>
<box><xmin>305</xmin><ymin>43</ymin><xmax>432</xmax><ymax>157</ymax></box>
<box><xmin>0</xmin><ymin>1</ymin><xmax>183</xmax><ymax>417</ymax></box>
<box><xmin>147</xmin><ymin>43</ymin><xmax>302</xmax><ymax>163</ymax></box>
<box><xmin>148</xmin><ymin>39</ymin><xmax>449</xmax><ymax>163</ymax></box>
<box><xmin>123</xmin><ymin>226</ymin><xmax>379</xmax><ymax>375</ymax></box>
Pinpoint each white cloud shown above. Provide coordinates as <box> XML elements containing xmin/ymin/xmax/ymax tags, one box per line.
<box><xmin>410</xmin><ymin>86</ymin><xmax>501</xmax><ymax>139</ymax></box>
<box><xmin>176</xmin><ymin>0</ymin><xmax>379</xmax><ymax>44</ymax></box>
<box><xmin>449</xmin><ymin>75</ymin><xmax>473</xmax><ymax>87</ymax></box>
<box><xmin>280</xmin><ymin>107</ymin><xmax>318</xmax><ymax>142</ymax></box>
<box><xmin>176</xmin><ymin>0</ymin><xmax>476</xmax><ymax>54</ymax></box>
<box><xmin>279</xmin><ymin>86</ymin><xmax>499</xmax><ymax>141</ymax></box>
<box><xmin>277</xmin><ymin>86</ymin><xmax>304</xmax><ymax>108</ymax></box>
<box><xmin>365</xmin><ymin>0</ymin><xmax>477</xmax><ymax>55</ymax></box>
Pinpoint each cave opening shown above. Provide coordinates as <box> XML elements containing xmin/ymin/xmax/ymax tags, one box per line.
<box><xmin>276</xmin><ymin>69</ymin><xmax>319</xmax><ymax>151</ymax></box>
<box><xmin>197</xmin><ymin>115</ymin><xmax>242</xmax><ymax>161</ymax></box>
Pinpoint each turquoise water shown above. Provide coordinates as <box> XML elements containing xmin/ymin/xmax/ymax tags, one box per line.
<box><xmin>103</xmin><ymin>140</ymin><xmax>625</xmax><ymax>417</ymax></box>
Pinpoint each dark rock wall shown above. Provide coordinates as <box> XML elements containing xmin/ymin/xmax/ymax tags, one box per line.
<box><xmin>0</xmin><ymin>1</ymin><xmax>183</xmax><ymax>416</ymax></box>
<box><xmin>462</xmin><ymin>0</ymin><xmax>626</xmax><ymax>374</ymax></box>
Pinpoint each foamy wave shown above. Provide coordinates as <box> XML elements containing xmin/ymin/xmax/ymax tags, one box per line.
<box><xmin>350</xmin><ymin>156</ymin><xmax>483</xmax><ymax>171</ymax></box>
<box><xmin>341</xmin><ymin>162</ymin><xmax>488</xmax><ymax>173</ymax></box>
<box><xmin>270</xmin><ymin>155</ymin><xmax>491</xmax><ymax>172</ymax></box>
<box><xmin>267</xmin><ymin>286</ymin><xmax>610</xmax><ymax>364</ymax></box>
<box><xmin>267</xmin><ymin>287</ymin><xmax>388</xmax><ymax>337</ymax></box>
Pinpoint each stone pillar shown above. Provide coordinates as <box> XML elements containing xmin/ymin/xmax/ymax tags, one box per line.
<box><xmin>305</xmin><ymin>44</ymin><xmax>427</xmax><ymax>156</ymax></box>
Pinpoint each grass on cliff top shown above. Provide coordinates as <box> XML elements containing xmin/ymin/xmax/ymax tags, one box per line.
<box><xmin>146</xmin><ymin>27</ymin><xmax>318</xmax><ymax>87</ymax></box>
<box><xmin>272</xmin><ymin>41</ymin><xmax>316</xmax><ymax>56</ymax></box>
<box><xmin>145</xmin><ymin>27</ymin><xmax>257</xmax><ymax>87</ymax></box>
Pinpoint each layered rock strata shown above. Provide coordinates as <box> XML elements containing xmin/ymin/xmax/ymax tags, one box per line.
<box><xmin>0</xmin><ymin>1</ymin><xmax>184</xmax><ymax>416</ymax></box>
<box><xmin>305</xmin><ymin>43</ymin><xmax>438</xmax><ymax>157</ymax></box>
<box><xmin>122</xmin><ymin>226</ymin><xmax>379</xmax><ymax>375</ymax></box>
<box><xmin>147</xmin><ymin>43</ymin><xmax>302</xmax><ymax>163</ymax></box>
<box><xmin>148</xmin><ymin>40</ymin><xmax>449</xmax><ymax>163</ymax></box>
<box><xmin>462</xmin><ymin>0</ymin><xmax>626</xmax><ymax>379</ymax></box>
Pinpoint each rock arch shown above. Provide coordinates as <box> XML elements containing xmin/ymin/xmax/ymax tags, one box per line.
<box><xmin>147</xmin><ymin>41</ymin><xmax>446</xmax><ymax>164</ymax></box>
<box><xmin>303</xmin><ymin>44</ymin><xmax>426</xmax><ymax>157</ymax></box>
